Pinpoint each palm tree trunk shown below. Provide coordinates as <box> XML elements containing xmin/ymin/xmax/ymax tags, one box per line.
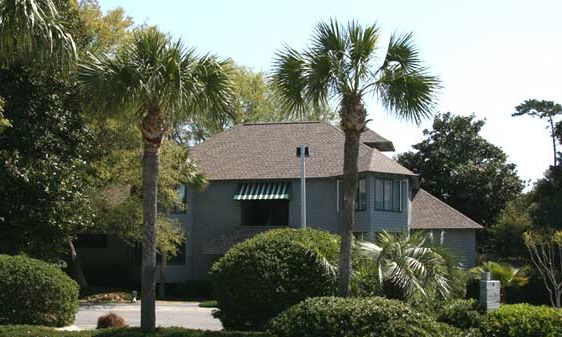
<box><xmin>141</xmin><ymin>141</ymin><xmax>160</xmax><ymax>332</ymax></box>
<box><xmin>338</xmin><ymin>99</ymin><xmax>365</xmax><ymax>297</ymax></box>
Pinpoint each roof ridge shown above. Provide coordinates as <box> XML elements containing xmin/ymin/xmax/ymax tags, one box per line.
<box><xmin>418</xmin><ymin>189</ymin><xmax>483</xmax><ymax>228</ymax></box>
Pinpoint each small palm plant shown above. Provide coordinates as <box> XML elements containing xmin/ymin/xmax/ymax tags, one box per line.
<box><xmin>356</xmin><ymin>230</ymin><xmax>458</xmax><ymax>300</ymax></box>
<box><xmin>470</xmin><ymin>261</ymin><xmax>529</xmax><ymax>302</ymax></box>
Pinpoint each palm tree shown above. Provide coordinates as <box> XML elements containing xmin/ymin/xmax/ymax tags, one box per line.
<box><xmin>357</xmin><ymin>231</ymin><xmax>456</xmax><ymax>300</ymax></box>
<box><xmin>271</xmin><ymin>19</ymin><xmax>439</xmax><ymax>296</ymax></box>
<box><xmin>470</xmin><ymin>261</ymin><xmax>529</xmax><ymax>302</ymax></box>
<box><xmin>79</xmin><ymin>27</ymin><xmax>233</xmax><ymax>331</ymax></box>
<box><xmin>0</xmin><ymin>0</ymin><xmax>76</xmax><ymax>67</ymax></box>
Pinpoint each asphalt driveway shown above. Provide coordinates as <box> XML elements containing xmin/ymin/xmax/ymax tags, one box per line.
<box><xmin>73</xmin><ymin>301</ymin><xmax>222</xmax><ymax>331</ymax></box>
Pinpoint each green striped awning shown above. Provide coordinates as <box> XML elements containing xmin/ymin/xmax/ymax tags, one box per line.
<box><xmin>233</xmin><ymin>182</ymin><xmax>291</xmax><ymax>200</ymax></box>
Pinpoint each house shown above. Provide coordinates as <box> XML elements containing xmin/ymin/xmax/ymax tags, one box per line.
<box><xmin>77</xmin><ymin>121</ymin><xmax>482</xmax><ymax>285</ymax></box>
<box><xmin>161</xmin><ymin>121</ymin><xmax>482</xmax><ymax>282</ymax></box>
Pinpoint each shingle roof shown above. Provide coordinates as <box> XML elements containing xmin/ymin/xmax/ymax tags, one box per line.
<box><xmin>190</xmin><ymin>121</ymin><xmax>414</xmax><ymax>180</ymax></box>
<box><xmin>360</xmin><ymin>128</ymin><xmax>395</xmax><ymax>151</ymax></box>
<box><xmin>410</xmin><ymin>189</ymin><xmax>483</xmax><ymax>229</ymax></box>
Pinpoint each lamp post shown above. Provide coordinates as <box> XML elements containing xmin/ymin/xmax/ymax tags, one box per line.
<box><xmin>296</xmin><ymin>145</ymin><xmax>309</xmax><ymax>229</ymax></box>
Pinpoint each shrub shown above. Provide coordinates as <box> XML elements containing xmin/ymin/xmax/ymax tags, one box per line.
<box><xmin>437</xmin><ymin>299</ymin><xmax>483</xmax><ymax>330</ymax></box>
<box><xmin>0</xmin><ymin>255</ymin><xmax>79</xmax><ymax>326</ymax></box>
<box><xmin>97</xmin><ymin>313</ymin><xmax>127</xmax><ymax>328</ymax></box>
<box><xmin>481</xmin><ymin>303</ymin><xmax>562</xmax><ymax>337</ymax></box>
<box><xmin>0</xmin><ymin>326</ymin><xmax>273</xmax><ymax>337</ymax></box>
<box><xmin>269</xmin><ymin>296</ymin><xmax>461</xmax><ymax>337</ymax></box>
<box><xmin>210</xmin><ymin>228</ymin><xmax>339</xmax><ymax>330</ymax></box>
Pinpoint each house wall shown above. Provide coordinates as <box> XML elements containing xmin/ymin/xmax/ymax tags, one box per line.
<box><xmin>419</xmin><ymin>228</ymin><xmax>477</xmax><ymax>268</ymax></box>
<box><xmin>176</xmin><ymin>175</ymin><xmax>412</xmax><ymax>281</ymax></box>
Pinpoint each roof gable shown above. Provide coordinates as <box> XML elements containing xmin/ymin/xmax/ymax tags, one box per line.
<box><xmin>410</xmin><ymin>189</ymin><xmax>483</xmax><ymax>229</ymax></box>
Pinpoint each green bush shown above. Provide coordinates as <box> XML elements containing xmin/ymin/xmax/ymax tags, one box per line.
<box><xmin>481</xmin><ymin>304</ymin><xmax>562</xmax><ymax>337</ymax></box>
<box><xmin>437</xmin><ymin>299</ymin><xmax>483</xmax><ymax>330</ymax></box>
<box><xmin>210</xmin><ymin>228</ymin><xmax>339</xmax><ymax>330</ymax></box>
<box><xmin>269</xmin><ymin>296</ymin><xmax>462</xmax><ymax>337</ymax></box>
<box><xmin>0</xmin><ymin>255</ymin><xmax>79</xmax><ymax>326</ymax></box>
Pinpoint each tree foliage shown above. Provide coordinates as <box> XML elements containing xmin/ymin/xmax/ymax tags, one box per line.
<box><xmin>397</xmin><ymin>112</ymin><xmax>524</xmax><ymax>226</ymax></box>
<box><xmin>514</xmin><ymin>99</ymin><xmax>562</xmax><ymax>166</ymax></box>
<box><xmin>0</xmin><ymin>66</ymin><xmax>92</xmax><ymax>261</ymax></box>
<box><xmin>87</xmin><ymin>117</ymin><xmax>205</xmax><ymax>257</ymax></box>
<box><xmin>483</xmin><ymin>194</ymin><xmax>532</xmax><ymax>263</ymax></box>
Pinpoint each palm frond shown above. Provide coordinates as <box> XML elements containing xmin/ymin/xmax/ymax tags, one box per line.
<box><xmin>0</xmin><ymin>0</ymin><xmax>76</xmax><ymax>68</ymax></box>
<box><xmin>270</xmin><ymin>46</ymin><xmax>309</xmax><ymax>117</ymax></box>
<box><xmin>375</xmin><ymin>32</ymin><xmax>440</xmax><ymax>125</ymax></box>
<box><xmin>355</xmin><ymin>230</ymin><xmax>456</xmax><ymax>300</ymax></box>
<box><xmin>270</xmin><ymin>19</ymin><xmax>438</xmax><ymax>125</ymax></box>
<box><xmin>79</xmin><ymin>26</ymin><xmax>233</xmax><ymax>131</ymax></box>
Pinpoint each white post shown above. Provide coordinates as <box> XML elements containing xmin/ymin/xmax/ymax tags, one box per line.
<box><xmin>300</xmin><ymin>145</ymin><xmax>307</xmax><ymax>229</ymax></box>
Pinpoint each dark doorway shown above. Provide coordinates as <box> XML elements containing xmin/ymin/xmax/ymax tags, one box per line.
<box><xmin>241</xmin><ymin>200</ymin><xmax>289</xmax><ymax>226</ymax></box>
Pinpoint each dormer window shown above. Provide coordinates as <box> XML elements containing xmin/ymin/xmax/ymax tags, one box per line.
<box><xmin>374</xmin><ymin>179</ymin><xmax>403</xmax><ymax>212</ymax></box>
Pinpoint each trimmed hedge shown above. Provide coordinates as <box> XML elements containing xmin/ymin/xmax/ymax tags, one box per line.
<box><xmin>0</xmin><ymin>326</ymin><xmax>272</xmax><ymax>337</ymax></box>
<box><xmin>437</xmin><ymin>299</ymin><xmax>484</xmax><ymax>330</ymax></box>
<box><xmin>210</xmin><ymin>228</ymin><xmax>339</xmax><ymax>330</ymax></box>
<box><xmin>481</xmin><ymin>304</ymin><xmax>562</xmax><ymax>337</ymax></box>
<box><xmin>269</xmin><ymin>296</ymin><xmax>462</xmax><ymax>337</ymax></box>
<box><xmin>0</xmin><ymin>255</ymin><xmax>79</xmax><ymax>326</ymax></box>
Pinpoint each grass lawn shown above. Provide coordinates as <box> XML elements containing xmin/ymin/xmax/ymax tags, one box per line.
<box><xmin>0</xmin><ymin>326</ymin><xmax>271</xmax><ymax>337</ymax></box>
<box><xmin>198</xmin><ymin>300</ymin><xmax>218</xmax><ymax>308</ymax></box>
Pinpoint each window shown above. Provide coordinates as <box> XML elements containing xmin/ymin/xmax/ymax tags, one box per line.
<box><xmin>241</xmin><ymin>200</ymin><xmax>289</xmax><ymax>226</ymax></box>
<box><xmin>336</xmin><ymin>179</ymin><xmax>367</xmax><ymax>212</ymax></box>
<box><xmin>374</xmin><ymin>179</ymin><xmax>402</xmax><ymax>212</ymax></box>
<box><xmin>355</xmin><ymin>178</ymin><xmax>367</xmax><ymax>211</ymax></box>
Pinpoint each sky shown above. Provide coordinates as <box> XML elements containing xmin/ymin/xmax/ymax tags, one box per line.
<box><xmin>100</xmin><ymin>0</ymin><xmax>562</xmax><ymax>187</ymax></box>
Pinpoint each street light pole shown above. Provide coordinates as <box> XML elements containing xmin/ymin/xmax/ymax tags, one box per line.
<box><xmin>297</xmin><ymin>145</ymin><xmax>309</xmax><ymax>229</ymax></box>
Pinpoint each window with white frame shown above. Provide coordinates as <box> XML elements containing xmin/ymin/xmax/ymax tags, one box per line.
<box><xmin>336</xmin><ymin>178</ymin><xmax>367</xmax><ymax>212</ymax></box>
<box><xmin>374</xmin><ymin>179</ymin><xmax>403</xmax><ymax>212</ymax></box>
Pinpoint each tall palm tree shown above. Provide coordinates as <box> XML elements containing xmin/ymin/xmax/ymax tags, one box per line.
<box><xmin>271</xmin><ymin>20</ymin><xmax>439</xmax><ymax>296</ymax></box>
<box><xmin>0</xmin><ymin>0</ymin><xmax>76</xmax><ymax>67</ymax></box>
<box><xmin>357</xmin><ymin>231</ymin><xmax>456</xmax><ymax>300</ymax></box>
<box><xmin>79</xmin><ymin>27</ymin><xmax>233</xmax><ymax>331</ymax></box>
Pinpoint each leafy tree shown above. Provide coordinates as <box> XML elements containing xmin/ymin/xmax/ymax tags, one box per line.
<box><xmin>79</xmin><ymin>27</ymin><xmax>233</xmax><ymax>331</ymax></box>
<box><xmin>397</xmin><ymin>113</ymin><xmax>524</xmax><ymax>226</ymax></box>
<box><xmin>271</xmin><ymin>19</ymin><xmax>439</xmax><ymax>297</ymax></box>
<box><xmin>529</xmin><ymin>165</ymin><xmax>562</xmax><ymax>229</ymax></box>
<box><xmin>357</xmin><ymin>231</ymin><xmax>457</xmax><ymax>300</ymax></box>
<box><xmin>524</xmin><ymin>230</ymin><xmax>562</xmax><ymax>308</ymax></box>
<box><xmin>484</xmin><ymin>195</ymin><xmax>533</xmax><ymax>263</ymax></box>
<box><xmin>0</xmin><ymin>0</ymin><xmax>76</xmax><ymax>68</ymax></box>
<box><xmin>514</xmin><ymin>99</ymin><xmax>562</xmax><ymax>166</ymax></box>
<box><xmin>74</xmin><ymin>0</ymin><xmax>133</xmax><ymax>56</ymax></box>
<box><xmin>0</xmin><ymin>66</ymin><xmax>91</xmax><ymax>261</ymax></box>
<box><xmin>87</xmin><ymin>117</ymin><xmax>206</xmax><ymax>291</ymax></box>
<box><xmin>173</xmin><ymin>63</ymin><xmax>337</xmax><ymax>144</ymax></box>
